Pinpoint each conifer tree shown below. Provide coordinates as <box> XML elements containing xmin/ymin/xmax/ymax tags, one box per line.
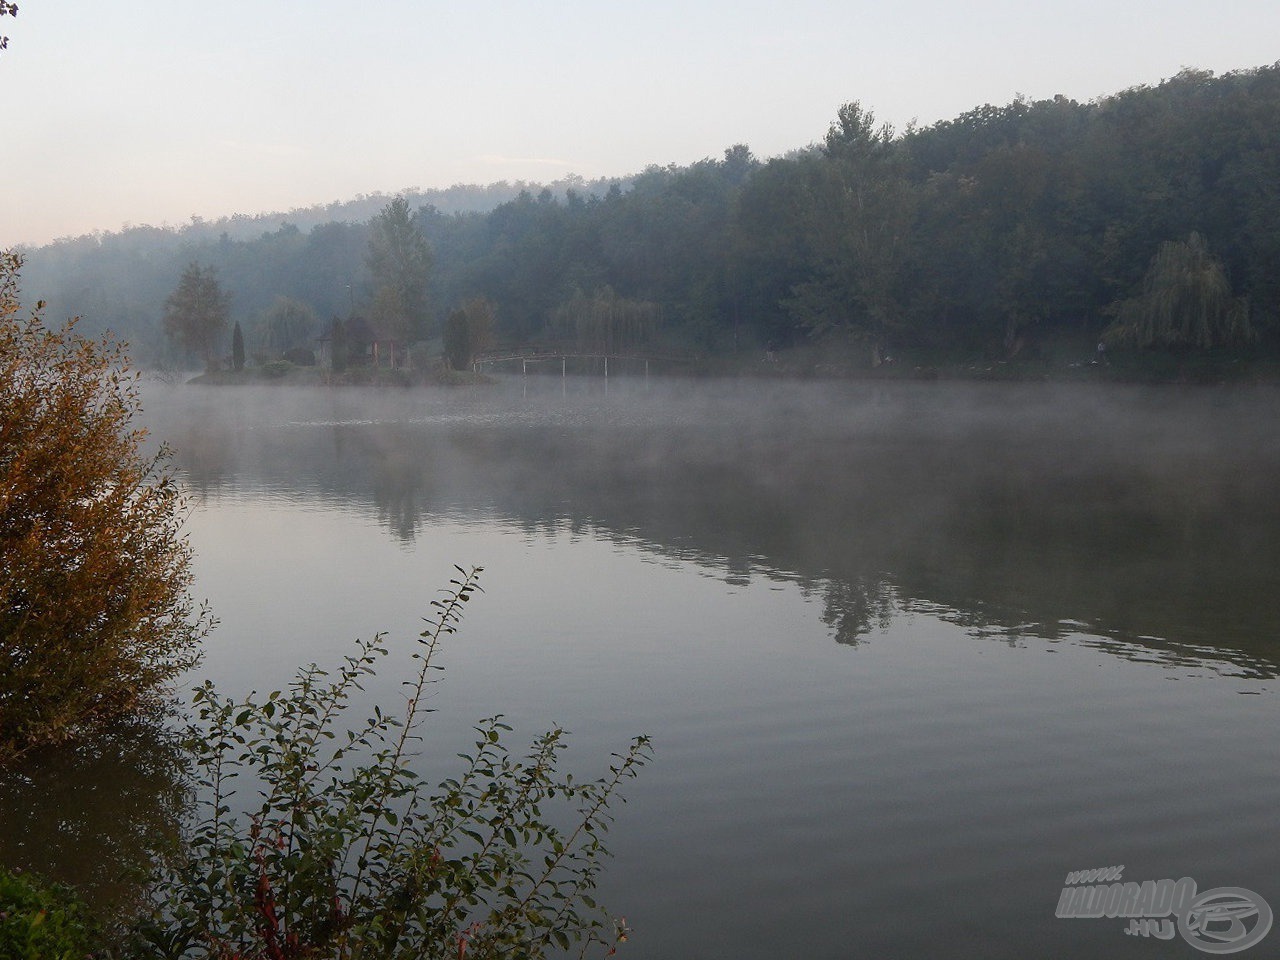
<box><xmin>231</xmin><ymin>319</ymin><xmax>245</xmax><ymax>371</ymax></box>
<box><xmin>163</xmin><ymin>261</ymin><xmax>230</xmax><ymax>367</ymax></box>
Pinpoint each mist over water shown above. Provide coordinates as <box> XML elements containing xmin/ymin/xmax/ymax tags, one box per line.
<box><xmin>60</xmin><ymin>378</ymin><xmax>1280</xmax><ymax>957</ymax></box>
<box><xmin>154</xmin><ymin>378</ymin><xmax>1280</xmax><ymax>661</ymax></box>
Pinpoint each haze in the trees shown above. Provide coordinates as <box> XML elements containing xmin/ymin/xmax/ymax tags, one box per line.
<box><xmin>18</xmin><ymin>64</ymin><xmax>1280</xmax><ymax>370</ymax></box>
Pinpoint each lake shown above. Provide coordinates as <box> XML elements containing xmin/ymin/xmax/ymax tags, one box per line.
<box><xmin>6</xmin><ymin>377</ymin><xmax>1280</xmax><ymax>958</ymax></box>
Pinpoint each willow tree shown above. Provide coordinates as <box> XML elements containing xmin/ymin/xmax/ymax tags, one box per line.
<box><xmin>259</xmin><ymin>295</ymin><xmax>318</xmax><ymax>357</ymax></box>
<box><xmin>1106</xmin><ymin>232</ymin><xmax>1253</xmax><ymax>349</ymax></box>
<box><xmin>550</xmin><ymin>286</ymin><xmax>659</xmax><ymax>355</ymax></box>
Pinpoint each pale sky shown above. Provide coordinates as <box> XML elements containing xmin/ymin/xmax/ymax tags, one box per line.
<box><xmin>2</xmin><ymin>1</ymin><xmax>1278</xmax><ymax>247</ymax></box>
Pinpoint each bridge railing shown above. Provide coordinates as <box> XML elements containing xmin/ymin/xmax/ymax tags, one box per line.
<box><xmin>472</xmin><ymin>350</ymin><xmax>696</xmax><ymax>376</ymax></box>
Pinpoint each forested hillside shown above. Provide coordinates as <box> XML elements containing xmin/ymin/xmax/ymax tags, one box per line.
<box><xmin>19</xmin><ymin>64</ymin><xmax>1280</xmax><ymax>370</ymax></box>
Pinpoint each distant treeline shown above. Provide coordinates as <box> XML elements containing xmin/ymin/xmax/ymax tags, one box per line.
<box><xmin>18</xmin><ymin>64</ymin><xmax>1280</xmax><ymax>366</ymax></box>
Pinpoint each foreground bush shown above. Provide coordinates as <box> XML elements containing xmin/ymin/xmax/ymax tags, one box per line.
<box><xmin>0</xmin><ymin>867</ymin><xmax>104</xmax><ymax>960</ymax></box>
<box><xmin>0</xmin><ymin>251</ymin><xmax>210</xmax><ymax>763</ymax></box>
<box><xmin>135</xmin><ymin>568</ymin><xmax>650</xmax><ymax>959</ymax></box>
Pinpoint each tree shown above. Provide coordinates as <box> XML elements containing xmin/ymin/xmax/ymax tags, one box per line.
<box><xmin>443</xmin><ymin>296</ymin><xmax>496</xmax><ymax>370</ymax></box>
<box><xmin>327</xmin><ymin>317</ymin><xmax>350</xmax><ymax>373</ymax></box>
<box><xmin>0</xmin><ymin>868</ymin><xmax>102</xmax><ymax>958</ymax></box>
<box><xmin>140</xmin><ymin>570</ymin><xmax>649</xmax><ymax>959</ymax></box>
<box><xmin>367</xmin><ymin>197</ymin><xmax>432</xmax><ymax>349</ymax></box>
<box><xmin>1106</xmin><ymin>232</ymin><xmax>1253</xmax><ymax>349</ymax></box>
<box><xmin>0</xmin><ymin>252</ymin><xmax>209</xmax><ymax>763</ymax></box>
<box><xmin>550</xmin><ymin>286</ymin><xmax>659</xmax><ymax>354</ymax></box>
<box><xmin>823</xmin><ymin>101</ymin><xmax>894</xmax><ymax>163</ymax></box>
<box><xmin>163</xmin><ymin>261</ymin><xmax>230</xmax><ymax>367</ymax></box>
<box><xmin>0</xmin><ymin>1</ymin><xmax>16</xmax><ymax>55</ymax></box>
<box><xmin>258</xmin><ymin>295</ymin><xmax>317</xmax><ymax>358</ymax></box>
<box><xmin>231</xmin><ymin>320</ymin><xmax>245</xmax><ymax>371</ymax></box>
<box><xmin>784</xmin><ymin>106</ymin><xmax>915</xmax><ymax>363</ymax></box>
<box><xmin>443</xmin><ymin>309</ymin><xmax>468</xmax><ymax>371</ymax></box>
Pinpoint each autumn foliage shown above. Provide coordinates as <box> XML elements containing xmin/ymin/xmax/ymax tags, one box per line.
<box><xmin>0</xmin><ymin>251</ymin><xmax>208</xmax><ymax>762</ymax></box>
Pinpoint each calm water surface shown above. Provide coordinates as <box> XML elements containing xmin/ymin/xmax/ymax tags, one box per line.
<box><xmin>8</xmin><ymin>378</ymin><xmax>1280</xmax><ymax>958</ymax></box>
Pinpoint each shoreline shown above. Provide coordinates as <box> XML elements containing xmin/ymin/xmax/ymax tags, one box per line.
<box><xmin>180</xmin><ymin>345</ymin><xmax>1280</xmax><ymax>389</ymax></box>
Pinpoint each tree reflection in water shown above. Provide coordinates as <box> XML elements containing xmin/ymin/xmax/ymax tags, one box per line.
<box><xmin>0</xmin><ymin>723</ymin><xmax>185</xmax><ymax>911</ymax></box>
<box><xmin>151</xmin><ymin>381</ymin><xmax>1280</xmax><ymax>676</ymax></box>
<box><xmin>819</xmin><ymin>577</ymin><xmax>898</xmax><ymax>646</ymax></box>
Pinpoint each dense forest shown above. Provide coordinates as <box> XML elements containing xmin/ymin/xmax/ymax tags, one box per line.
<box><xmin>18</xmin><ymin>63</ymin><xmax>1280</xmax><ymax>372</ymax></box>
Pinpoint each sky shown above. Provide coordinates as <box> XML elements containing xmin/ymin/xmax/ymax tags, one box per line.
<box><xmin>2</xmin><ymin>0</ymin><xmax>1278</xmax><ymax>247</ymax></box>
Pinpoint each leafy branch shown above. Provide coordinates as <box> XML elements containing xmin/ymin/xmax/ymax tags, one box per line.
<box><xmin>134</xmin><ymin>568</ymin><xmax>651</xmax><ymax>960</ymax></box>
